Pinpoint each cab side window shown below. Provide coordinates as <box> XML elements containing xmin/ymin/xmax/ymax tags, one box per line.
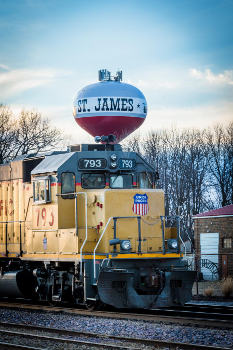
<box><xmin>61</xmin><ymin>172</ymin><xmax>75</xmax><ymax>199</ymax></box>
<box><xmin>33</xmin><ymin>177</ymin><xmax>51</xmax><ymax>203</ymax></box>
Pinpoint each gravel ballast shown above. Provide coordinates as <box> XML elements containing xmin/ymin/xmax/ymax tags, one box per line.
<box><xmin>0</xmin><ymin>307</ymin><xmax>232</xmax><ymax>349</ymax></box>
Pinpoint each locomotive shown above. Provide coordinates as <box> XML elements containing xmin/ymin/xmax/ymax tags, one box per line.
<box><xmin>0</xmin><ymin>70</ymin><xmax>196</xmax><ymax>309</ymax></box>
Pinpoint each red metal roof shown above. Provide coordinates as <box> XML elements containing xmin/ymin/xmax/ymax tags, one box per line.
<box><xmin>193</xmin><ymin>204</ymin><xmax>233</xmax><ymax>217</ymax></box>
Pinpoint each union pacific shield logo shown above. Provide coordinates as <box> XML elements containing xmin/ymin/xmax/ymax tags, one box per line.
<box><xmin>133</xmin><ymin>194</ymin><xmax>149</xmax><ymax>216</ymax></box>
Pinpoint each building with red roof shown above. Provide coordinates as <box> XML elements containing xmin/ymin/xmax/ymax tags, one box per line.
<box><xmin>193</xmin><ymin>204</ymin><xmax>233</xmax><ymax>280</ymax></box>
<box><xmin>193</xmin><ymin>204</ymin><xmax>233</xmax><ymax>218</ymax></box>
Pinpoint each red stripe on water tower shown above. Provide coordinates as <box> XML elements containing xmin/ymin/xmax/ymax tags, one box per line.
<box><xmin>76</xmin><ymin>115</ymin><xmax>144</xmax><ymax>143</ymax></box>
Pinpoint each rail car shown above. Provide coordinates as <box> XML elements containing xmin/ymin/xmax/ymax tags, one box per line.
<box><xmin>0</xmin><ymin>70</ymin><xmax>196</xmax><ymax>309</ymax></box>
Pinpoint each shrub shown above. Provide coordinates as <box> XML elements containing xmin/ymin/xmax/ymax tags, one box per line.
<box><xmin>204</xmin><ymin>288</ymin><xmax>214</xmax><ymax>297</ymax></box>
<box><xmin>221</xmin><ymin>277</ymin><xmax>233</xmax><ymax>298</ymax></box>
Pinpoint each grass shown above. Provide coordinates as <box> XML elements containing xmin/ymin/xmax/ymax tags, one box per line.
<box><xmin>204</xmin><ymin>287</ymin><xmax>214</xmax><ymax>297</ymax></box>
<box><xmin>221</xmin><ymin>277</ymin><xmax>233</xmax><ymax>298</ymax></box>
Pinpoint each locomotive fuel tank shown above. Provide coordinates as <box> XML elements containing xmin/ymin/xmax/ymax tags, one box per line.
<box><xmin>0</xmin><ymin>270</ymin><xmax>36</xmax><ymax>298</ymax></box>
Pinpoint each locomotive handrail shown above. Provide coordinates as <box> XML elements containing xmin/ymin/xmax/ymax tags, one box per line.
<box><xmin>176</xmin><ymin>216</ymin><xmax>186</xmax><ymax>256</ymax></box>
<box><xmin>93</xmin><ymin>216</ymin><xmax>113</xmax><ymax>281</ymax></box>
<box><xmin>78</xmin><ymin>192</ymin><xmax>88</xmax><ymax>277</ymax></box>
<box><xmin>112</xmin><ymin>216</ymin><xmax>142</xmax><ymax>253</ymax></box>
<box><xmin>160</xmin><ymin>216</ymin><xmax>166</xmax><ymax>254</ymax></box>
<box><xmin>93</xmin><ymin>215</ymin><xmax>142</xmax><ymax>281</ymax></box>
<box><xmin>159</xmin><ymin>215</ymin><xmax>185</xmax><ymax>255</ymax></box>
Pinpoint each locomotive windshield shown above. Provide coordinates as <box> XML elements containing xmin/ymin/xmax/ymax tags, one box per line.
<box><xmin>81</xmin><ymin>173</ymin><xmax>105</xmax><ymax>189</ymax></box>
<box><xmin>139</xmin><ymin>172</ymin><xmax>153</xmax><ymax>189</ymax></box>
<box><xmin>110</xmin><ymin>174</ymin><xmax>132</xmax><ymax>189</ymax></box>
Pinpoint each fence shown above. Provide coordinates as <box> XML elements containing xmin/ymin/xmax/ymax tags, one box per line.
<box><xmin>185</xmin><ymin>253</ymin><xmax>233</xmax><ymax>280</ymax></box>
<box><xmin>184</xmin><ymin>253</ymin><xmax>233</xmax><ymax>297</ymax></box>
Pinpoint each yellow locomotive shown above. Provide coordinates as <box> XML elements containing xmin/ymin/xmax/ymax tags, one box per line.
<box><xmin>0</xmin><ymin>142</ymin><xmax>195</xmax><ymax>308</ymax></box>
<box><xmin>0</xmin><ymin>70</ymin><xmax>196</xmax><ymax>308</ymax></box>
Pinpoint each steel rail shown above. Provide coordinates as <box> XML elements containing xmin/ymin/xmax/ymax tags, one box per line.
<box><xmin>0</xmin><ymin>343</ymin><xmax>44</xmax><ymax>350</ymax></box>
<box><xmin>0</xmin><ymin>300</ymin><xmax>232</xmax><ymax>329</ymax></box>
<box><xmin>165</xmin><ymin>304</ymin><xmax>233</xmax><ymax>314</ymax></box>
<box><xmin>0</xmin><ymin>322</ymin><xmax>232</xmax><ymax>350</ymax></box>
<box><xmin>0</xmin><ymin>328</ymin><xmax>138</xmax><ymax>350</ymax></box>
<box><xmin>151</xmin><ymin>306</ymin><xmax>233</xmax><ymax>318</ymax></box>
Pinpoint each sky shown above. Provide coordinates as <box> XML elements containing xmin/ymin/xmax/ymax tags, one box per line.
<box><xmin>0</xmin><ymin>0</ymin><xmax>233</xmax><ymax>144</ymax></box>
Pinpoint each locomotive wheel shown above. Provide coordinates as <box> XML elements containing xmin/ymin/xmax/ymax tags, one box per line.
<box><xmin>86</xmin><ymin>300</ymin><xmax>104</xmax><ymax>311</ymax></box>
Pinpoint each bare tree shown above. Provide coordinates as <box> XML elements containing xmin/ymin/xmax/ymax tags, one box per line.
<box><xmin>143</xmin><ymin>129</ymin><xmax>170</xmax><ymax>214</ymax></box>
<box><xmin>205</xmin><ymin>123</ymin><xmax>233</xmax><ymax>207</ymax></box>
<box><xmin>123</xmin><ymin>133</ymin><xmax>142</xmax><ymax>153</ymax></box>
<box><xmin>15</xmin><ymin>109</ymin><xmax>61</xmax><ymax>157</ymax></box>
<box><xmin>0</xmin><ymin>105</ymin><xmax>62</xmax><ymax>164</ymax></box>
<box><xmin>0</xmin><ymin>105</ymin><xmax>17</xmax><ymax>164</ymax></box>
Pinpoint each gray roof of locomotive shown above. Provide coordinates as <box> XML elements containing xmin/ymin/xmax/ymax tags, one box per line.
<box><xmin>31</xmin><ymin>152</ymin><xmax>76</xmax><ymax>174</ymax></box>
<box><xmin>31</xmin><ymin>146</ymin><xmax>154</xmax><ymax>176</ymax></box>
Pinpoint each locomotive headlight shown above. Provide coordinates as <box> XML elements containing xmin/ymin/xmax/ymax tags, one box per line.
<box><xmin>111</xmin><ymin>154</ymin><xmax>117</xmax><ymax>161</ymax></box>
<box><xmin>120</xmin><ymin>240</ymin><xmax>131</xmax><ymax>251</ymax></box>
<box><xmin>168</xmin><ymin>239</ymin><xmax>178</xmax><ymax>250</ymax></box>
<box><xmin>110</xmin><ymin>162</ymin><xmax>117</xmax><ymax>168</ymax></box>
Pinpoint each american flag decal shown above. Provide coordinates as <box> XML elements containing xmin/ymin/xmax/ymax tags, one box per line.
<box><xmin>133</xmin><ymin>194</ymin><xmax>149</xmax><ymax>216</ymax></box>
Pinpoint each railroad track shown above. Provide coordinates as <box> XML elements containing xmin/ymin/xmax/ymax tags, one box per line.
<box><xmin>166</xmin><ymin>303</ymin><xmax>233</xmax><ymax>314</ymax></box>
<box><xmin>0</xmin><ymin>321</ymin><xmax>231</xmax><ymax>350</ymax></box>
<box><xmin>0</xmin><ymin>300</ymin><xmax>232</xmax><ymax>329</ymax></box>
<box><xmin>150</xmin><ymin>304</ymin><xmax>233</xmax><ymax>321</ymax></box>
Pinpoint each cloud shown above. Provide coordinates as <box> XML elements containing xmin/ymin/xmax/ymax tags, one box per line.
<box><xmin>142</xmin><ymin>102</ymin><xmax>233</xmax><ymax>131</ymax></box>
<box><xmin>190</xmin><ymin>68</ymin><xmax>233</xmax><ymax>85</ymax></box>
<box><xmin>0</xmin><ymin>64</ymin><xmax>9</xmax><ymax>70</ymax></box>
<box><xmin>132</xmin><ymin>68</ymin><xmax>233</xmax><ymax>98</ymax></box>
<box><xmin>0</xmin><ymin>66</ymin><xmax>70</xmax><ymax>99</ymax></box>
<box><xmin>126</xmin><ymin>78</ymin><xmax>180</xmax><ymax>91</ymax></box>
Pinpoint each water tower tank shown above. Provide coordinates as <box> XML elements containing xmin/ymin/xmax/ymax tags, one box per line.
<box><xmin>73</xmin><ymin>69</ymin><xmax>147</xmax><ymax>143</ymax></box>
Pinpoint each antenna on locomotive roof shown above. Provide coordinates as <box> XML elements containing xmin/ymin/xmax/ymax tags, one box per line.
<box><xmin>98</xmin><ymin>69</ymin><xmax>122</xmax><ymax>82</ymax></box>
<box><xmin>95</xmin><ymin>134</ymin><xmax>116</xmax><ymax>144</ymax></box>
<box><xmin>115</xmin><ymin>70</ymin><xmax>122</xmax><ymax>81</ymax></box>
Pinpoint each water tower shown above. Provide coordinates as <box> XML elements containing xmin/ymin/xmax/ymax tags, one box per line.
<box><xmin>73</xmin><ymin>69</ymin><xmax>147</xmax><ymax>143</ymax></box>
